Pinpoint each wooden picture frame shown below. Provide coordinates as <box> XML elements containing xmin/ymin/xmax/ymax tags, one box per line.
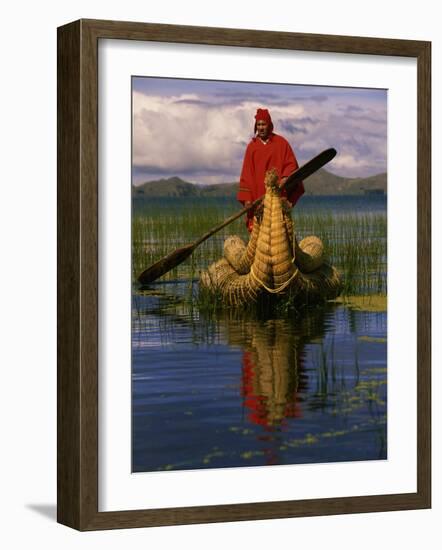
<box><xmin>57</xmin><ymin>18</ymin><xmax>431</xmax><ymax>530</ymax></box>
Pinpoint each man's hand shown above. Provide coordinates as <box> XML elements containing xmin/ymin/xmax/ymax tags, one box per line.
<box><xmin>245</xmin><ymin>201</ymin><xmax>252</xmax><ymax>209</ymax></box>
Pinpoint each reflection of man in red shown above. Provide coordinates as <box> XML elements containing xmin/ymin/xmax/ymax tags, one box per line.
<box><xmin>237</xmin><ymin>108</ymin><xmax>305</xmax><ymax>231</ymax></box>
<box><xmin>239</xmin><ymin>318</ymin><xmax>306</xmax><ymax>429</ymax></box>
<box><xmin>241</xmin><ymin>351</ymin><xmax>303</xmax><ymax>429</ymax></box>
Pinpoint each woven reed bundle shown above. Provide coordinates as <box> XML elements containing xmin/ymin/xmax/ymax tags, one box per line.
<box><xmin>252</xmin><ymin>187</ymin><xmax>274</xmax><ymax>285</ymax></box>
<box><xmin>283</xmin><ymin>211</ymin><xmax>295</xmax><ymax>255</ymax></box>
<box><xmin>223</xmin><ymin>209</ymin><xmax>262</xmax><ymax>274</ymax></box>
<box><xmin>200</xmin><ymin>258</ymin><xmax>262</xmax><ymax>307</ymax></box>
<box><xmin>199</xmin><ymin>258</ymin><xmax>235</xmax><ymax>291</ymax></box>
<box><xmin>295</xmin><ymin>235</ymin><xmax>325</xmax><ymax>273</ymax></box>
<box><xmin>199</xmin><ymin>168</ymin><xmax>342</xmax><ymax>306</ymax></box>
<box><xmin>269</xmin><ymin>191</ymin><xmax>296</xmax><ymax>288</ymax></box>
<box><xmin>223</xmin><ymin>235</ymin><xmax>250</xmax><ymax>274</ymax></box>
<box><xmin>288</xmin><ymin>262</ymin><xmax>342</xmax><ymax>301</ymax></box>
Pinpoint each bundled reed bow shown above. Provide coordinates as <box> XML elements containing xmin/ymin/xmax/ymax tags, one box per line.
<box><xmin>200</xmin><ymin>169</ymin><xmax>342</xmax><ymax>306</ymax></box>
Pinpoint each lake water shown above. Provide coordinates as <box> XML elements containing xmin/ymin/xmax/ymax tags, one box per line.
<box><xmin>132</xmin><ymin>195</ymin><xmax>387</xmax><ymax>472</ymax></box>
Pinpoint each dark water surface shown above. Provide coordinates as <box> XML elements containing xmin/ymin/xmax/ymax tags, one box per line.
<box><xmin>133</xmin><ymin>193</ymin><xmax>387</xmax><ymax>217</ymax></box>
<box><xmin>132</xmin><ymin>195</ymin><xmax>387</xmax><ymax>472</ymax></box>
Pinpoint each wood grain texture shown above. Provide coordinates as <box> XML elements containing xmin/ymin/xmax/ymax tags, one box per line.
<box><xmin>57</xmin><ymin>20</ymin><xmax>81</xmax><ymax>529</ymax></box>
<box><xmin>79</xmin><ymin>19</ymin><xmax>100</xmax><ymax>529</ymax></box>
<box><xmin>57</xmin><ymin>18</ymin><xmax>431</xmax><ymax>531</ymax></box>
<box><xmin>83</xmin><ymin>18</ymin><xmax>427</xmax><ymax>56</ymax></box>
<box><xmin>57</xmin><ymin>20</ymin><xmax>99</xmax><ymax>530</ymax></box>
<box><xmin>416</xmin><ymin>41</ymin><xmax>431</xmax><ymax>507</ymax></box>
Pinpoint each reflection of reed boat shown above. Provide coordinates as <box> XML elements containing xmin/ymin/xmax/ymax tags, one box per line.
<box><xmin>200</xmin><ymin>168</ymin><xmax>342</xmax><ymax>307</ymax></box>
<box><xmin>238</xmin><ymin>319</ymin><xmax>306</xmax><ymax>428</ymax></box>
<box><xmin>218</xmin><ymin>307</ymin><xmax>329</xmax><ymax>429</ymax></box>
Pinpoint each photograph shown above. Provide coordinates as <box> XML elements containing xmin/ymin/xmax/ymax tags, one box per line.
<box><xmin>0</xmin><ymin>0</ymin><xmax>436</xmax><ymax>540</ymax></box>
<box><xmin>131</xmin><ymin>76</ymin><xmax>388</xmax><ymax>473</ymax></box>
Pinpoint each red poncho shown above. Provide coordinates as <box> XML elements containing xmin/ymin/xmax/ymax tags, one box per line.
<box><xmin>237</xmin><ymin>133</ymin><xmax>304</xmax><ymax>230</ymax></box>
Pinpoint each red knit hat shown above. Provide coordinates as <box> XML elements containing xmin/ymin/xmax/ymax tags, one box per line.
<box><xmin>254</xmin><ymin>108</ymin><xmax>274</xmax><ymax>134</ymax></box>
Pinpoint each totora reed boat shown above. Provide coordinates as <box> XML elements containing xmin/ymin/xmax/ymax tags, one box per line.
<box><xmin>200</xmin><ymin>168</ymin><xmax>342</xmax><ymax>307</ymax></box>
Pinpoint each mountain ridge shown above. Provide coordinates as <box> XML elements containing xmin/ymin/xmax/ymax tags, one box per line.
<box><xmin>132</xmin><ymin>169</ymin><xmax>387</xmax><ymax>197</ymax></box>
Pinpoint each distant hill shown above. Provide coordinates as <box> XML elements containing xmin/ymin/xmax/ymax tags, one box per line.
<box><xmin>132</xmin><ymin>176</ymin><xmax>200</xmax><ymax>198</ymax></box>
<box><xmin>132</xmin><ymin>170</ymin><xmax>387</xmax><ymax>198</ymax></box>
<box><xmin>303</xmin><ymin>170</ymin><xmax>387</xmax><ymax>196</ymax></box>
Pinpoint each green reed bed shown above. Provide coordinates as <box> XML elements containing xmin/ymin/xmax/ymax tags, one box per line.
<box><xmin>132</xmin><ymin>198</ymin><xmax>387</xmax><ymax>298</ymax></box>
<box><xmin>132</xmin><ymin>198</ymin><xmax>248</xmax><ymax>282</ymax></box>
<box><xmin>294</xmin><ymin>211</ymin><xmax>387</xmax><ymax>295</ymax></box>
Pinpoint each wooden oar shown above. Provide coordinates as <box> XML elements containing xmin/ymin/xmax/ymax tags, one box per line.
<box><xmin>137</xmin><ymin>148</ymin><xmax>337</xmax><ymax>284</ymax></box>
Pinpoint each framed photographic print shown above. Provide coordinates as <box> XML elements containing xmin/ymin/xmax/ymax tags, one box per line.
<box><xmin>57</xmin><ymin>19</ymin><xmax>431</xmax><ymax>530</ymax></box>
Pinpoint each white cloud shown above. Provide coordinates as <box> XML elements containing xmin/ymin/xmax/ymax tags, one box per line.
<box><xmin>133</xmin><ymin>92</ymin><xmax>252</xmax><ymax>180</ymax></box>
<box><xmin>132</xmin><ymin>89</ymin><xmax>387</xmax><ymax>183</ymax></box>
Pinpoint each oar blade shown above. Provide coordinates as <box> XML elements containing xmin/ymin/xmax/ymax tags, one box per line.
<box><xmin>284</xmin><ymin>148</ymin><xmax>337</xmax><ymax>193</ymax></box>
<box><xmin>137</xmin><ymin>243</ymin><xmax>195</xmax><ymax>284</ymax></box>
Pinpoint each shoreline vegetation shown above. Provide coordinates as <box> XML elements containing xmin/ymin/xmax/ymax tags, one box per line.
<box><xmin>331</xmin><ymin>295</ymin><xmax>387</xmax><ymax>312</ymax></box>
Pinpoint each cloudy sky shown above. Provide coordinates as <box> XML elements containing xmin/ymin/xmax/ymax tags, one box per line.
<box><xmin>132</xmin><ymin>76</ymin><xmax>387</xmax><ymax>185</ymax></box>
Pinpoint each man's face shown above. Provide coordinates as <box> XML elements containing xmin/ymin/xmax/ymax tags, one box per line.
<box><xmin>256</xmin><ymin>119</ymin><xmax>270</xmax><ymax>139</ymax></box>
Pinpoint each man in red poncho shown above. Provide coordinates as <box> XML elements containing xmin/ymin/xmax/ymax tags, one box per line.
<box><xmin>237</xmin><ymin>108</ymin><xmax>305</xmax><ymax>231</ymax></box>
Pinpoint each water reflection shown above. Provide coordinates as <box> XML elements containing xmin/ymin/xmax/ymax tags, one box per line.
<box><xmin>132</xmin><ymin>285</ymin><xmax>387</xmax><ymax>471</ymax></box>
<box><xmin>217</xmin><ymin>312</ymin><xmax>327</xmax><ymax>428</ymax></box>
